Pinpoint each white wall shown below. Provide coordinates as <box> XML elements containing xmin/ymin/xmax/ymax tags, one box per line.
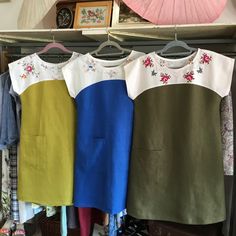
<box><xmin>0</xmin><ymin>0</ymin><xmax>235</xmax><ymax>30</ymax></box>
<box><xmin>0</xmin><ymin>0</ymin><xmax>23</xmax><ymax>30</ymax></box>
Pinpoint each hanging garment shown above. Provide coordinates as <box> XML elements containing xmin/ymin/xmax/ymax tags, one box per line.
<box><xmin>9</xmin><ymin>85</ymin><xmax>21</xmax><ymax>137</ymax></box>
<box><xmin>18</xmin><ymin>201</ymin><xmax>34</xmax><ymax>224</ymax></box>
<box><xmin>228</xmin><ymin>63</ymin><xmax>236</xmax><ymax>236</ymax></box>
<box><xmin>221</xmin><ymin>92</ymin><xmax>234</xmax><ymax>176</ymax></box>
<box><xmin>66</xmin><ymin>206</ymin><xmax>79</xmax><ymax>229</ymax></box>
<box><xmin>8</xmin><ymin>52</ymin><xmax>79</xmax><ymax>206</ymax></box>
<box><xmin>79</xmin><ymin>208</ymin><xmax>107</xmax><ymax>236</ymax></box>
<box><xmin>61</xmin><ymin>206</ymin><xmax>67</xmax><ymax>236</ymax></box>
<box><xmin>220</xmin><ymin>92</ymin><xmax>234</xmax><ymax>236</ymax></box>
<box><xmin>0</xmin><ymin>72</ymin><xmax>18</xmax><ymax>149</ymax></box>
<box><xmin>1</xmin><ymin>149</ymin><xmax>11</xmax><ymax>220</ymax></box>
<box><xmin>124</xmin><ymin>49</ymin><xmax>235</xmax><ymax>224</ymax></box>
<box><xmin>9</xmin><ymin>145</ymin><xmax>20</xmax><ymax>222</ymax></box>
<box><xmin>62</xmin><ymin>51</ymin><xmax>144</xmax><ymax>214</ymax></box>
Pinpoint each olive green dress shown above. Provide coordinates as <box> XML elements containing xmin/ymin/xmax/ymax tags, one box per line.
<box><xmin>124</xmin><ymin>49</ymin><xmax>235</xmax><ymax>224</ymax></box>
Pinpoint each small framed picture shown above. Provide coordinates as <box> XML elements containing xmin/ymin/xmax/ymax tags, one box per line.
<box><xmin>112</xmin><ymin>0</ymin><xmax>151</xmax><ymax>27</ymax></box>
<box><xmin>73</xmin><ymin>1</ymin><xmax>112</xmax><ymax>28</ymax></box>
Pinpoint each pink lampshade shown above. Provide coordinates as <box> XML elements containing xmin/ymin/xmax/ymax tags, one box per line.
<box><xmin>122</xmin><ymin>0</ymin><xmax>227</xmax><ymax>25</ymax></box>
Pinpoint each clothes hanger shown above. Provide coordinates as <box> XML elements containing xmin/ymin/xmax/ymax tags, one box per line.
<box><xmin>156</xmin><ymin>26</ymin><xmax>197</xmax><ymax>57</ymax></box>
<box><xmin>37</xmin><ymin>33</ymin><xmax>73</xmax><ymax>55</ymax></box>
<box><xmin>90</xmin><ymin>30</ymin><xmax>132</xmax><ymax>57</ymax></box>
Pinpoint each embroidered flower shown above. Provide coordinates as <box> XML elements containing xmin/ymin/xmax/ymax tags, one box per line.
<box><xmin>107</xmin><ymin>70</ymin><xmax>117</xmax><ymax>78</ymax></box>
<box><xmin>188</xmin><ymin>58</ymin><xmax>194</xmax><ymax>65</ymax></box>
<box><xmin>160</xmin><ymin>73</ymin><xmax>171</xmax><ymax>84</ymax></box>
<box><xmin>200</xmin><ymin>53</ymin><xmax>212</xmax><ymax>64</ymax></box>
<box><xmin>85</xmin><ymin>59</ymin><xmax>96</xmax><ymax>72</ymax></box>
<box><xmin>159</xmin><ymin>59</ymin><xmax>165</xmax><ymax>67</ymax></box>
<box><xmin>151</xmin><ymin>70</ymin><xmax>157</xmax><ymax>76</ymax></box>
<box><xmin>184</xmin><ymin>71</ymin><xmax>195</xmax><ymax>82</ymax></box>
<box><xmin>197</xmin><ymin>67</ymin><xmax>203</xmax><ymax>73</ymax></box>
<box><xmin>18</xmin><ymin>59</ymin><xmax>40</xmax><ymax>80</ymax></box>
<box><xmin>26</xmin><ymin>65</ymin><xmax>33</xmax><ymax>72</ymax></box>
<box><xmin>143</xmin><ymin>56</ymin><xmax>154</xmax><ymax>68</ymax></box>
<box><xmin>20</xmin><ymin>74</ymin><xmax>27</xmax><ymax>79</ymax></box>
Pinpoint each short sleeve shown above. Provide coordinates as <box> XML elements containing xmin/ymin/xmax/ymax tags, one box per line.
<box><xmin>209</xmin><ymin>52</ymin><xmax>235</xmax><ymax>97</ymax></box>
<box><xmin>8</xmin><ymin>59</ymin><xmax>27</xmax><ymax>95</ymax></box>
<box><xmin>124</xmin><ymin>57</ymin><xmax>143</xmax><ymax>100</ymax></box>
<box><xmin>62</xmin><ymin>59</ymin><xmax>81</xmax><ymax>98</ymax></box>
<box><xmin>219</xmin><ymin>56</ymin><xmax>235</xmax><ymax>97</ymax></box>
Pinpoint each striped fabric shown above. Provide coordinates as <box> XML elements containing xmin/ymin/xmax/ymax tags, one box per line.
<box><xmin>9</xmin><ymin>145</ymin><xmax>19</xmax><ymax>222</ymax></box>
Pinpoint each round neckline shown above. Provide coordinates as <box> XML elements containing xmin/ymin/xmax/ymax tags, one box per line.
<box><xmin>86</xmin><ymin>50</ymin><xmax>135</xmax><ymax>70</ymax></box>
<box><xmin>152</xmin><ymin>48</ymin><xmax>201</xmax><ymax>72</ymax></box>
<box><xmin>34</xmin><ymin>52</ymin><xmax>77</xmax><ymax>68</ymax></box>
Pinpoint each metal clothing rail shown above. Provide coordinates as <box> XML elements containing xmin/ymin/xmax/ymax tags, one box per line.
<box><xmin>1</xmin><ymin>38</ymin><xmax>236</xmax><ymax>47</ymax></box>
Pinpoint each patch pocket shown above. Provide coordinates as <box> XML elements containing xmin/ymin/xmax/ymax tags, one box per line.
<box><xmin>20</xmin><ymin>135</ymin><xmax>46</xmax><ymax>170</ymax></box>
<box><xmin>78</xmin><ymin>137</ymin><xmax>105</xmax><ymax>169</ymax></box>
<box><xmin>90</xmin><ymin>137</ymin><xmax>105</xmax><ymax>165</ymax></box>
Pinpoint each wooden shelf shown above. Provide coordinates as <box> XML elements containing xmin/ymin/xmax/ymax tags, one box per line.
<box><xmin>0</xmin><ymin>23</ymin><xmax>236</xmax><ymax>43</ymax></box>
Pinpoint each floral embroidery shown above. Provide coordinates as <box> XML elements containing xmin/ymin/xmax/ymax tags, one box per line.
<box><xmin>20</xmin><ymin>74</ymin><xmax>27</xmax><ymax>79</ymax></box>
<box><xmin>197</xmin><ymin>67</ymin><xmax>203</xmax><ymax>73</ymax></box>
<box><xmin>200</xmin><ymin>53</ymin><xmax>212</xmax><ymax>64</ymax></box>
<box><xmin>160</xmin><ymin>73</ymin><xmax>171</xmax><ymax>84</ymax></box>
<box><xmin>17</xmin><ymin>59</ymin><xmax>40</xmax><ymax>80</ymax></box>
<box><xmin>184</xmin><ymin>71</ymin><xmax>195</xmax><ymax>82</ymax></box>
<box><xmin>26</xmin><ymin>65</ymin><xmax>33</xmax><ymax>72</ymax></box>
<box><xmin>151</xmin><ymin>70</ymin><xmax>157</xmax><ymax>76</ymax></box>
<box><xmin>188</xmin><ymin>58</ymin><xmax>194</xmax><ymax>65</ymax></box>
<box><xmin>85</xmin><ymin>59</ymin><xmax>96</xmax><ymax>72</ymax></box>
<box><xmin>107</xmin><ymin>70</ymin><xmax>117</xmax><ymax>78</ymax></box>
<box><xmin>159</xmin><ymin>59</ymin><xmax>165</xmax><ymax>67</ymax></box>
<box><xmin>143</xmin><ymin>56</ymin><xmax>154</xmax><ymax>68</ymax></box>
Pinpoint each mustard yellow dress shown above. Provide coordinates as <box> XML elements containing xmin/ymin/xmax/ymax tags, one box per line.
<box><xmin>9</xmin><ymin>53</ymin><xmax>79</xmax><ymax>206</ymax></box>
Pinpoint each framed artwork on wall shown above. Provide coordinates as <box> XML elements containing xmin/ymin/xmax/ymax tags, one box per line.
<box><xmin>73</xmin><ymin>1</ymin><xmax>112</xmax><ymax>29</ymax></box>
<box><xmin>112</xmin><ymin>0</ymin><xmax>151</xmax><ymax>27</ymax></box>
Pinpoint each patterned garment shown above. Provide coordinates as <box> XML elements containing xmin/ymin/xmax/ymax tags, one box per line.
<box><xmin>221</xmin><ymin>92</ymin><xmax>234</xmax><ymax>176</ymax></box>
<box><xmin>1</xmin><ymin>149</ymin><xmax>11</xmax><ymax>220</ymax></box>
<box><xmin>9</xmin><ymin>145</ymin><xmax>20</xmax><ymax>222</ymax></box>
<box><xmin>0</xmin><ymin>72</ymin><xmax>19</xmax><ymax>149</ymax></box>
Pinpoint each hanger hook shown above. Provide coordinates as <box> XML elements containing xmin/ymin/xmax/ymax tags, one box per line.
<box><xmin>50</xmin><ymin>29</ymin><xmax>55</xmax><ymax>43</ymax></box>
<box><xmin>106</xmin><ymin>28</ymin><xmax>110</xmax><ymax>41</ymax></box>
<box><xmin>174</xmin><ymin>25</ymin><xmax>177</xmax><ymax>41</ymax></box>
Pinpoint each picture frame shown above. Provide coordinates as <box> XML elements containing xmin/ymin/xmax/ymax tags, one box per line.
<box><xmin>73</xmin><ymin>1</ymin><xmax>112</xmax><ymax>29</ymax></box>
<box><xmin>112</xmin><ymin>0</ymin><xmax>151</xmax><ymax>27</ymax></box>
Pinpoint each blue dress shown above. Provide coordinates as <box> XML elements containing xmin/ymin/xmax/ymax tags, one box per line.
<box><xmin>62</xmin><ymin>51</ymin><xmax>144</xmax><ymax>214</ymax></box>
